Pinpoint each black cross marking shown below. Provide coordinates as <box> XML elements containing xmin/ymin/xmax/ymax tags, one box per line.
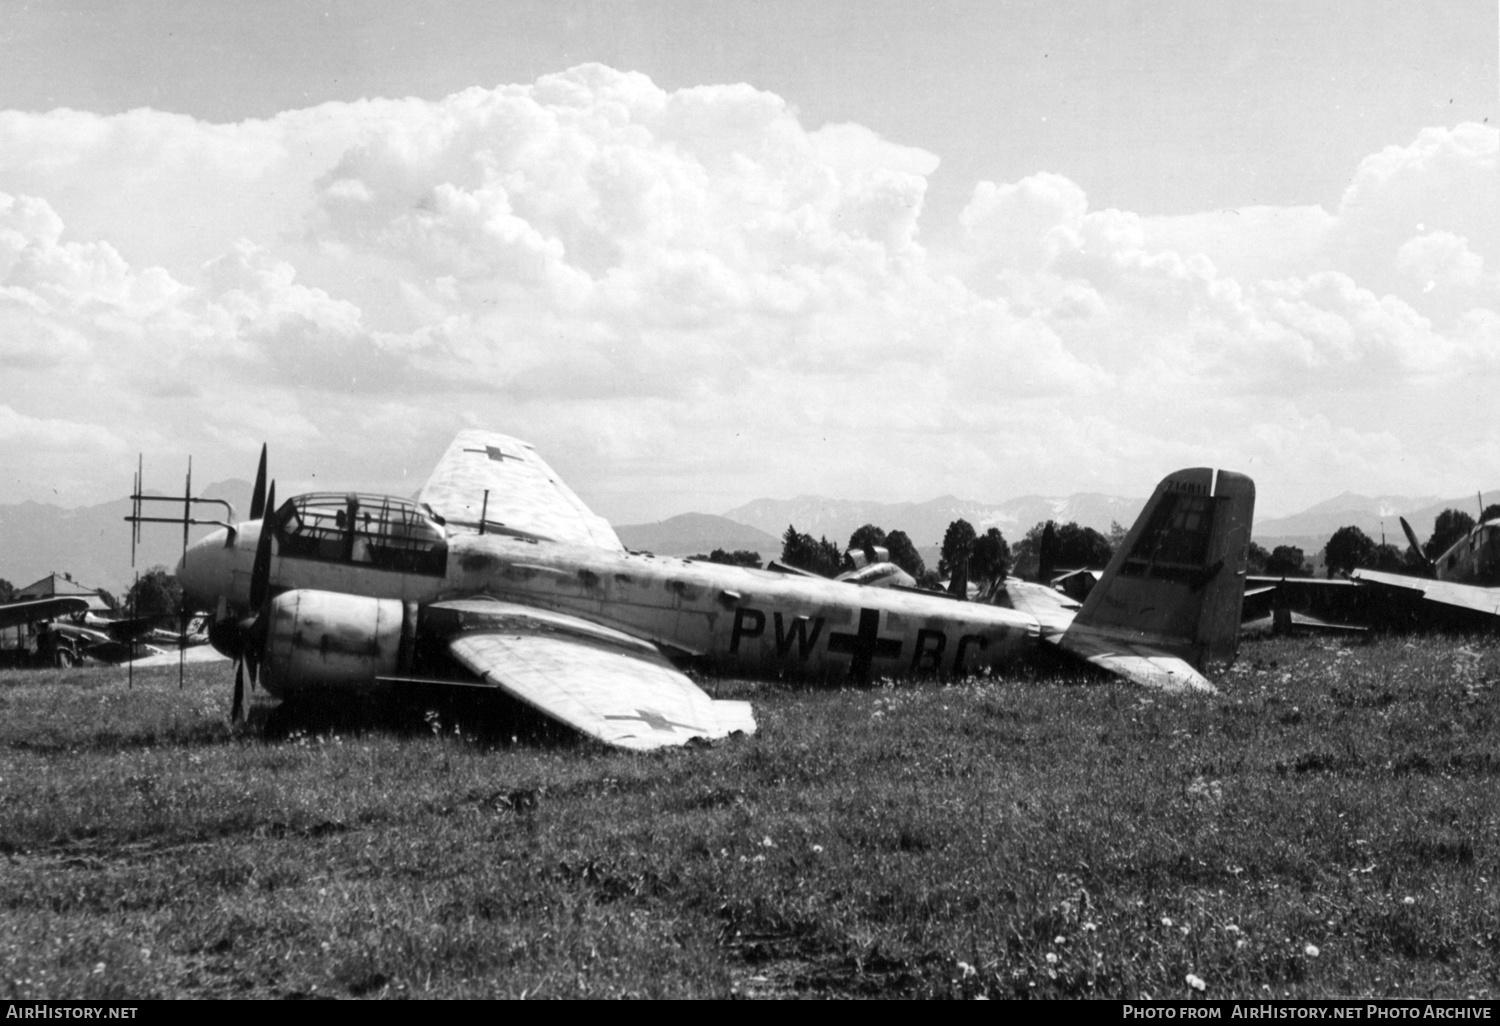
<box><xmin>828</xmin><ymin>608</ymin><xmax>902</xmax><ymax>682</ymax></box>
<box><xmin>464</xmin><ymin>445</ymin><xmax>524</xmax><ymax>463</ymax></box>
<box><xmin>604</xmin><ymin>708</ymin><xmax>701</xmax><ymax>733</ymax></box>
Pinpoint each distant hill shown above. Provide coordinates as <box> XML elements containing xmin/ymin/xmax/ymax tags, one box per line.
<box><xmin>613</xmin><ymin>513</ymin><xmax>781</xmax><ymax>558</ymax></box>
<box><xmin>722</xmin><ymin>492</ymin><xmax>1144</xmax><ymax>550</ymax></box>
<box><xmin>1255</xmin><ymin>491</ymin><xmax>1498</xmax><ymax>550</ymax></box>
<box><xmin>0</xmin><ymin>479</ymin><xmax>252</xmax><ymax>597</ymax></box>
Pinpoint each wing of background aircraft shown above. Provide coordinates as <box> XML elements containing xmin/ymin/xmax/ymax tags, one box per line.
<box><xmin>1350</xmin><ymin>568</ymin><xmax>1500</xmax><ymax>620</ymax></box>
<box><xmin>0</xmin><ymin>596</ymin><xmax>88</xmax><ymax>631</ymax></box>
<box><xmin>999</xmin><ymin>577</ymin><xmax>1080</xmax><ymax>637</ymax></box>
<box><xmin>418</xmin><ymin>430</ymin><xmax>624</xmax><ymax>550</ymax></box>
<box><xmin>438</xmin><ymin>598</ymin><xmax>755</xmax><ymax>750</ymax></box>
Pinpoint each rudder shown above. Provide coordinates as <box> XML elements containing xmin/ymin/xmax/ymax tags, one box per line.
<box><xmin>1073</xmin><ymin>468</ymin><xmax>1256</xmax><ymax>674</ymax></box>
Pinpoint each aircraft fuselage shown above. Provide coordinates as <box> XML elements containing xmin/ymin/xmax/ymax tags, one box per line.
<box><xmin>1433</xmin><ymin>520</ymin><xmax>1500</xmax><ymax>586</ymax></box>
<box><xmin>182</xmin><ymin>512</ymin><xmax>1039</xmax><ymax>697</ymax></box>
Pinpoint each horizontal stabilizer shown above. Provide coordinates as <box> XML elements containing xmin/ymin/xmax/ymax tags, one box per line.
<box><xmin>1054</xmin><ymin>625</ymin><xmax>1217</xmax><ymax>694</ymax></box>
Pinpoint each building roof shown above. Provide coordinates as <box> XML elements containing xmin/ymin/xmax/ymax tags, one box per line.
<box><xmin>16</xmin><ymin>573</ymin><xmax>112</xmax><ymax>612</ymax></box>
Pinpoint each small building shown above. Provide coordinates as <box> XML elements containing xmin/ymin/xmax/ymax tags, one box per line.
<box><xmin>14</xmin><ymin>572</ymin><xmax>114</xmax><ymax>614</ymax></box>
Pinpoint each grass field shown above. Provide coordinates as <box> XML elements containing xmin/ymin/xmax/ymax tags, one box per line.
<box><xmin>2</xmin><ymin>634</ymin><xmax>1497</xmax><ymax>999</ymax></box>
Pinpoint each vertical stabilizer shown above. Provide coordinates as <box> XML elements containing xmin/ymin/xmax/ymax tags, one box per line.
<box><xmin>1068</xmin><ymin>468</ymin><xmax>1256</xmax><ymax>676</ymax></box>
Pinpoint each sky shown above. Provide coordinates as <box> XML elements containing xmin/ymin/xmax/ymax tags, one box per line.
<box><xmin>0</xmin><ymin>0</ymin><xmax>1495</xmax><ymax>523</ymax></box>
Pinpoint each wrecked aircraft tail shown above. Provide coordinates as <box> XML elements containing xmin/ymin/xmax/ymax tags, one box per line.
<box><xmin>1067</xmin><ymin>468</ymin><xmax>1256</xmax><ymax>679</ymax></box>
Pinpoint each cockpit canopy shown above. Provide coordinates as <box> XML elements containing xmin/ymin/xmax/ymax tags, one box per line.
<box><xmin>274</xmin><ymin>493</ymin><xmax>447</xmax><ymax>576</ymax></box>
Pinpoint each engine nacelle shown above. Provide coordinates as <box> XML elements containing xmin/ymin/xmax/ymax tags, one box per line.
<box><xmin>261</xmin><ymin>589</ymin><xmax>413</xmax><ymax>696</ymax></box>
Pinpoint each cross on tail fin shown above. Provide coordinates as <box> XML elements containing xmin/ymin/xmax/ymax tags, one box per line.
<box><xmin>1063</xmin><ymin>468</ymin><xmax>1256</xmax><ymax>686</ymax></box>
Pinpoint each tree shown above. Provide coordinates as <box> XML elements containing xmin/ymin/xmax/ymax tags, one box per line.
<box><xmin>95</xmin><ymin>588</ymin><xmax>119</xmax><ymax>612</ymax></box>
<box><xmin>693</xmin><ymin>549</ymin><xmax>762</xmax><ymax>568</ymax></box>
<box><xmin>1038</xmin><ymin>521</ymin><xmax>1059</xmax><ymax>580</ymax></box>
<box><xmin>1264</xmin><ymin>545</ymin><xmax>1309</xmax><ymax>576</ymax></box>
<box><xmin>1054</xmin><ymin>522</ymin><xmax>1114</xmax><ymax>569</ymax></box>
<box><xmin>1324</xmin><ymin>526</ymin><xmax>1377</xmax><ymax>576</ymax></box>
<box><xmin>1370</xmin><ymin>543</ymin><xmax>1407</xmax><ymax>571</ymax></box>
<box><xmin>970</xmin><ymin>528</ymin><xmax>1011</xmax><ymax>600</ymax></box>
<box><xmin>938</xmin><ymin>518</ymin><xmax>977</xmax><ymax>585</ymax></box>
<box><xmin>1108</xmin><ymin>520</ymin><xmax>1128</xmax><ymax>550</ymax></box>
<box><xmin>1425</xmin><ymin>509</ymin><xmax>1476</xmax><ymax>559</ymax></box>
<box><xmin>125</xmin><ymin>566</ymin><xmax>183</xmax><ymax>618</ymax></box>
<box><xmin>1009</xmin><ymin>521</ymin><xmax>1049</xmax><ymax>580</ymax></box>
<box><xmin>847</xmin><ymin>524</ymin><xmax>887</xmax><ymax>560</ymax></box>
<box><xmin>883</xmin><ymin>530</ymin><xmax>926</xmax><ymax>580</ymax></box>
<box><xmin>780</xmin><ymin>526</ymin><xmax>843</xmax><ymax>577</ymax></box>
<box><xmin>1483</xmin><ymin>504</ymin><xmax>1500</xmax><ymax>524</ymax></box>
<box><xmin>0</xmin><ymin>578</ymin><xmax>14</xmax><ymax>604</ymax></box>
<box><xmin>1245</xmin><ymin>542</ymin><xmax>1270</xmax><ymax>575</ymax></box>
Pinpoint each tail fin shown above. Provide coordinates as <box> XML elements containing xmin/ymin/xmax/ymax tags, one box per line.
<box><xmin>1070</xmin><ymin>468</ymin><xmax>1256</xmax><ymax>677</ymax></box>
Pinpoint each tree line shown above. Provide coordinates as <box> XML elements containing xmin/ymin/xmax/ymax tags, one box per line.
<box><xmin>751</xmin><ymin>517</ymin><xmax>1123</xmax><ymax>593</ymax></box>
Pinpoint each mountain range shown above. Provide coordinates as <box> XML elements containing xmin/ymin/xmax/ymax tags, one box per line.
<box><xmin>0</xmin><ymin>479</ymin><xmax>253</xmax><ymax>598</ymax></box>
<box><xmin>2</xmin><ymin>479</ymin><xmax>1495</xmax><ymax>596</ymax></box>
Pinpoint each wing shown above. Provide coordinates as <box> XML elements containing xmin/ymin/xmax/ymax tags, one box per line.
<box><xmin>0</xmin><ymin>597</ymin><xmax>88</xmax><ymax>631</ymax></box>
<box><xmin>418</xmin><ymin>430</ymin><xmax>624</xmax><ymax>551</ymax></box>
<box><xmin>1351</xmin><ymin>569</ymin><xmax>1500</xmax><ymax>619</ymax></box>
<box><xmin>438</xmin><ymin>598</ymin><xmax>755</xmax><ymax>751</ymax></box>
<box><xmin>998</xmin><ymin>577</ymin><xmax>1080</xmax><ymax>637</ymax></box>
<box><xmin>1053</xmin><ymin>624</ymin><xmax>1217</xmax><ymax>694</ymax></box>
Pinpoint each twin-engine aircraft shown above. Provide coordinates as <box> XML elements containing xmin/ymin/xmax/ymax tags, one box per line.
<box><xmin>169</xmin><ymin>431</ymin><xmax>1255</xmax><ymax>751</ymax></box>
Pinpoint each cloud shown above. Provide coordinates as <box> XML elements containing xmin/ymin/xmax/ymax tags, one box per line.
<box><xmin>0</xmin><ymin>65</ymin><xmax>1496</xmax><ymax>521</ymax></box>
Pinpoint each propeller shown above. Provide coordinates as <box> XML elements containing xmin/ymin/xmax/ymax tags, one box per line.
<box><xmin>248</xmin><ymin>444</ymin><xmax>268</xmax><ymax>521</ymax></box>
<box><xmin>233</xmin><ymin>479</ymin><xmax>276</xmax><ymax>721</ymax></box>
<box><xmin>205</xmin><ymin>444</ymin><xmax>276</xmax><ymax>721</ymax></box>
<box><xmin>1399</xmin><ymin>517</ymin><xmax>1436</xmax><ymax>577</ymax></box>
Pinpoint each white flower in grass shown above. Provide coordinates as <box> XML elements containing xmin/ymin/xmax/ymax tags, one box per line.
<box><xmin>1161</xmin><ymin>917</ymin><xmax>1174</xmax><ymax>928</ymax></box>
<box><xmin>1045</xmin><ymin>952</ymin><xmax>1059</xmax><ymax>965</ymax></box>
<box><xmin>1304</xmin><ymin>943</ymin><xmax>1320</xmax><ymax>957</ymax></box>
<box><xmin>1186</xmin><ymin>973</ymin><xmax>1206</xmax><ymax>991</ymax></box>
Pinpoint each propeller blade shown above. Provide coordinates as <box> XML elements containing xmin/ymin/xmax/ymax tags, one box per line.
<box><xmin>248</xmin><ymin>481</ymin><xmax>276</xmax><ymax>611</ymax></box>
<box><xmin>248</xmin><ymin>444</ymin><xmax>268</xmax><ymax>521</ymax></box>
<box><xmin>1399</xmin><ymin>517</ymin><xmax>1434</xmax><ymax>572</ymax></box>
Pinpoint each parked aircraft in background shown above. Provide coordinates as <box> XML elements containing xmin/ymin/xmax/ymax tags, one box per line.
<box><xmin>766</xmin><ymin>545</ymin><xmax>918</xmax><ymax>589</ymax></box>
<box><xmin>160</xmin><ymin>431</ymin><xmax>1255</xmax><ymax>751</ymax></box>
<box><xmin>1239</xmin><ymin>505</ymin><xmax>1500</xmax><ymax>633</ymax></box>
<box><xmin>1348</xmin><ymin>513</ymin><xmax>1500</xmax><ymax>623</ymax></box>
<box><xmin>0</xmin><ymin>596</ymin><xmax>89</xmax><ymax>632</ymax></box>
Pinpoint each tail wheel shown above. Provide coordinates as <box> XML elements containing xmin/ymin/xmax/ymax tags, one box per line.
<box><xmin>54</xmin><ymin>648</ymin><xmax>75</xmax><ymax>669</ymax></box>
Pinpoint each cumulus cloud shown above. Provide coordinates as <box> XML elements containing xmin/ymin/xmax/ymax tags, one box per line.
<box><xmin>0</xmin><ymin>65</ymin><xmax>1496</xmax><ymax>519</ymax></box>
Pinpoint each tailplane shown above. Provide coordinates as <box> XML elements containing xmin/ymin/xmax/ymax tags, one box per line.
<box><xmin>1060</xmin><ymin>468</ymin><xmax>1255</xmax><ymax>689</ymax></box>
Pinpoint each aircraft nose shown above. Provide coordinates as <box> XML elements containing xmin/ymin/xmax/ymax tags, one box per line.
<box><xmin>178</xmin><ymin>527</ymin><xmax>234</xmax><ymax>609</ymax></box>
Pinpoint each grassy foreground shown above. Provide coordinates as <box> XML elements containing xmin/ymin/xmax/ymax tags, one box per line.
<box><xmin>1</xmin><ymin>635</ymin><xmax>1497</xmax><ymax>1000</ymax></box>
